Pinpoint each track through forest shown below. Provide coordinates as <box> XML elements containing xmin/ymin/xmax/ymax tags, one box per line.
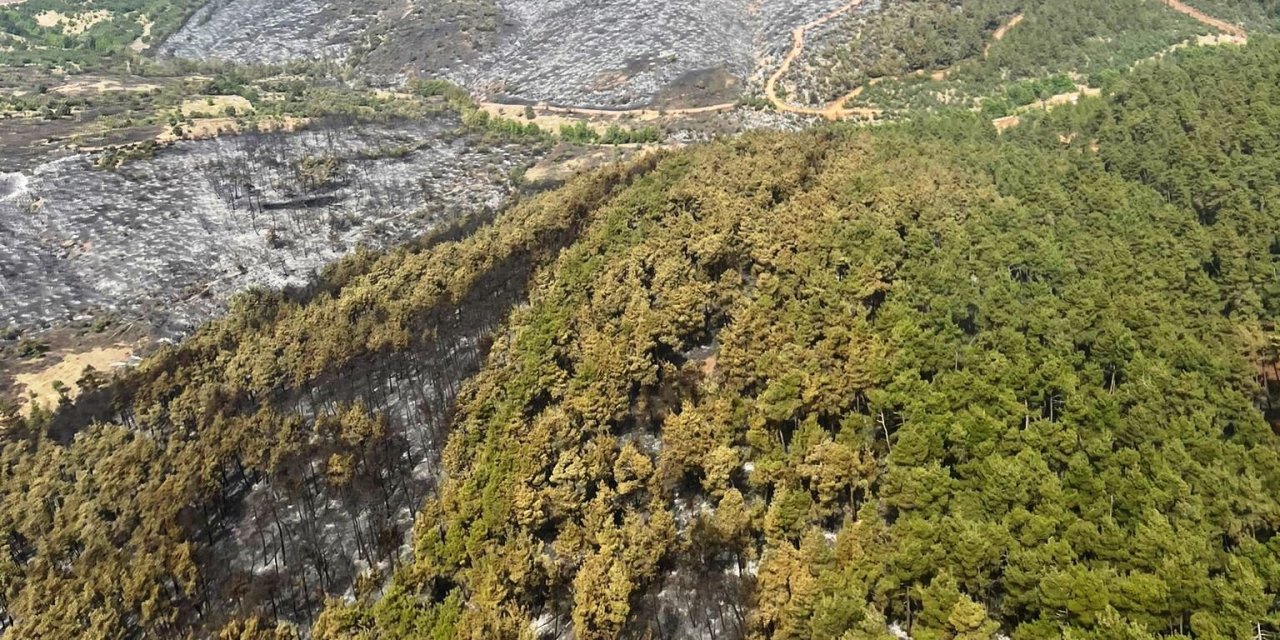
<box><xmin>764</xmin><ymin>6</ymin><xmax>1029</xmax><ymax>119</ymax></box>
<box><xmin>763</xmin><ymin>0</ymin><xmax>875</xmax><ymax>119</ymax></box>
<box><xmin>482</xmin><ymin>0</ymin><xmax>1244</xmax><ymax>126</ymax></box>
<box><xmin>985</xmin><ymin>12</ymin><xmax>1024</xmax><ymax>58</ymax></box>
<box><xmin>993</xmin><ymin>0</ymin><xmax>1247</xmax><ymax>130</ymax></box>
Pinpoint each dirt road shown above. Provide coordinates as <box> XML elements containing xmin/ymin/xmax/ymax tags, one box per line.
<box><xmin>763</xmin><ymin>0</ymin><xmax>879</xmax><ymax>119</ymax></box>
<box><xmin>985</xmin><ymin>12</ymin><xmax>1024</xmax><ymax>58</ymax></box>
<box><xmin>766</xmin><ymin>5</ymin><xmax>1027</xmax><ymax>119</ymax></box>
<box><xmin>1162</xmin><ymin>0</ymin><xmax>1246</xmax><ymax>38</ymax></box>
<box><xmin>482</xmin><ymin>0</ymin><xmax>1245</xmax><ymax>128</ymax></box>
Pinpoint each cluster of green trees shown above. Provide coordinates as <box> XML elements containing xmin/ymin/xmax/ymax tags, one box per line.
<box><xmin>0</xmin><ymin>0</ymin><xmax>204</xmax><ymax>69</ymax></box>
<box><xmin>979</xmin><ymin>73</ymin><xmax>1077</xmax><ymax>117</ymax></box>
<box><xmin>1187</xmin><ymin>0</ymin><xmax>1279</xmax><ymax>27</ymax></box>
<box><xmin>312</xmin><ymin>40</ymin><xmax>1280</xmax><ymax>638</ymax></box>
<box><xmin>801</xmin><ymin>0</ymin><xmax>1023</xmax><ymax>100</ymax></box>
<box><xmin>4</xmin><ymin>30</ymin><xmax>1280</xmax><ymax>640</ymax></box>
<box><xmin>808</xmin><ymin>0</ymin><xmax>1207</xmax><ymax>112</ymax></box>
<box><xmin>558</xmin><ymin>121</ymin><xmax>662</xmax><ymax>145</ymax></box>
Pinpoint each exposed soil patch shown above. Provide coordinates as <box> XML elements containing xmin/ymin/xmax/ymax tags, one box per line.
<box><xmin>157</xmin><ymin>114</ymin><xmax>306</xmax><ymax>143</ymax></box>
<box><xmin>50</xmin><ymin>77</ymin><xmax>164</xmax><ymax>96</ymax></box>
<box><xmin>480</xmin><ymin>102</ymin><xmax>613</xmax><ymax>134</ymax></box>
<box><xmin>178</xmin><ymin>95</ymin><xmax>255</xmax><ymax>118</ymax></box>
<box><xmin>34</xmin><ymin>9</ymin><xmax>112</xmax><ymax>35</ymax></box>
<box><xmin>523</xmin><ymin>141</ymin><xmax>665</xmax><ymax>184</ymax></box>
<box><xmin>11</xmin><ymin>345</ymin><xmax>135</xmax><ymax>416</ymax></box>
<box><xmin>985</xmin><ymin>12</ymin><xmax>1024</xmax><ymax>57</ymax></box>
<box><xmin>652</xmin><ymin>66</ymin><xmax>744</xmax><ymax>110</ymax></box>
<box><xmin>130</xmin><ymin>16</ymin><xmax>154</xmax><ymax>52</ymax></box>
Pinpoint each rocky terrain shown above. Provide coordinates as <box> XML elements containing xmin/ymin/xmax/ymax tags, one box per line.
<box><xmin>0</xmin><ymin>117</ymin><xmax>541</xmax><ymax>338</ymax></box>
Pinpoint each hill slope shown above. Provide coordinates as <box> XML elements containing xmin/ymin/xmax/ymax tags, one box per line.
<box><xmin>317</xmin><ymin>40</ymin><xmax>1280</xmax><ymax>639</ymax></box>
<box><xmin>2</xmin><ymin>35</ymin><xmax>1280</xmax><ymax>640</ymax></box>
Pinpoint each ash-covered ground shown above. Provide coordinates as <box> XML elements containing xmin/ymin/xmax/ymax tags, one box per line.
<box><xmin>0</xmin><ymin>117</ymin><xmax>541</xmax><ymax>337</ymax></box>
<box><xmin>453</xmin><ymin>0</ymin><xmax>854</xmax><ymax>108</ymax></box>
<box><xmin>157</xmin><ymin>0</ymin><xmax>388</xmax><ymax>64</ymax></box>
<box><xmin>157</xmin><ymin>0</ymin><xmax>855</xmax><ymax>108</ymax></box>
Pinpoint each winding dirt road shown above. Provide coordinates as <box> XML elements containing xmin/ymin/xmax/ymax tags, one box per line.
<box><xmin>764</xmin><ymin>5</ymin><xmax>1028</xmax><ymax>119</ymax></box>
<box><xmin>993</xmin><ymin>0</ymin><xmax>1246</xmax><ymax>131</ymax></box>
<box><xmin>763</xmin><ymin>0</ymin><xmax>881</xmax><ymax>119</ymax></box>
<box><xmin>483</xmin><ymin>0</ymin><xmax>1244</xmax><ymax>128</ymax></box>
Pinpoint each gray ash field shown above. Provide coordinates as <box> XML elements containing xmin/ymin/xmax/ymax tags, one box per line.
<box><xmin>157</xmin><ymin>0</ymin><xmax>387</xmax><ymax>64</ymax></box>
<box><xmin>158</xmin><ymin>0</ymin><xmax>853</xmax><ymax>108</ymax></box>
<box><xmin>454</xmin><ymin>0</ymin><xmax>765</xmax><ymax>108</ymax></box>
<box><xmin>0</xmin><ymin>118</ymin><xmax>540</xmax><ymax>337</ymax></box>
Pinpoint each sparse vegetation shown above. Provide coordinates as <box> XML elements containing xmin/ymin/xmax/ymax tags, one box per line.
<box><xmin>0</xmin><ymin>0</ymin><xmax>207</xmax><ymax>69</ymax></box>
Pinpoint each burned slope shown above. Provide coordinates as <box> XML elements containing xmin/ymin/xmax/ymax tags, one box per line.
<box><xmin>315</xmin><ymin>42</ymin><xmax>1280</xmax><ymax>639</ymax></box>
<box><xmin>0</xmin><ymin>117</ymin><xmax>539</xmax><ymax>338</ymax></box>
<box><xmin>156</xmin><ymin>0</ymin><xmax>858</xmax><ymax>108</ymax></box>
<box><xmin>156</xmin><ymin>0</ymin><xmax>390</xmax><ymax>64</ymax></box>
<box><xmin>0</xmin><ymin>156</ymin><xmax>659</xmax><ymax>638</ymax></box>
<box><xmin>447</xmin><ymin>0</ymin><xmax>854</xmax><ymax>109</ymax></box>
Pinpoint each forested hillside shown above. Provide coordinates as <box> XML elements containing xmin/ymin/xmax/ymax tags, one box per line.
<box><xmin>2</xmin><ymin>32</ymin><xmax>1280</xmax><ymax>640</ymax></box>
<box><xmin>784</xmin><ymin>0</ymin><xmax>1207</xmax><ymax>107</ymax></box>
<box><xmin>316</xmin><ymin>39</ymin><xmax>1280</xmax><ymax>638</ymax></box>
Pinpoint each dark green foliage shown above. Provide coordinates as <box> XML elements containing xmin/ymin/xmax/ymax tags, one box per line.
<box><xmin>315</xmin><ymin>40</ymin><xmax>1280</xmax><ymax>639</ymax></box>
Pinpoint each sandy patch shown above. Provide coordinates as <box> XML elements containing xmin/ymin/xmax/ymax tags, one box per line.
<box><xmin>35</xmin><ymin>10</ymin><xmax>112</xmax><ymax>35</ymax></box>
<box><xmin>373</xmin><ymin>89</ymin><xmax>416</xmax><ymax>101</ymax></box>
<box><xmin>984</xmin><ymin>13</ymin><xmax>1024</xmax><ymax>58</ymax></box>
<box><xmin>34</xmin><ymin>10</ymin><xmax>62</xmax><ymax>27</ymax></box>
<box><xmin>158</xmin><ymin>115</ymin><xmax>307</xmax><ymax>143</ymax></box>
<box><xmin>992</xmin><ymin>115</ymin><xmax>1021</xmax><ymax>132</ymax></box>
<box><xmin>1160</xmin><ymin>0</ymin><xmax>1246</xmax><ymax>39</ymax></box>
<box><xmin>180</xmin><ymin>95</ymin><xmax>255</xmax><ymax>118</ymax></box>
<box><xmin>525</xmin><ymin>143</ymin><xmax>671</xmax><ymax>183</ymax></box>
<box><xmin>130</xmin><ymin>16</ymin><xmax>153</xmax><ymax>52</ymax></box>
<box><xmin>52</xmin><ymin>79</ymin><xmax>162</xmax><ymax>96</ymax></box>
<box><xmin>478</xmin><ymin>99</ymin><xmax>735</xmax><ymax>129</ymax></box>
<box><xmin>12</xmin><ymin>345</ymin><xmax>133</xmax><ymax>416</ymax></box>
